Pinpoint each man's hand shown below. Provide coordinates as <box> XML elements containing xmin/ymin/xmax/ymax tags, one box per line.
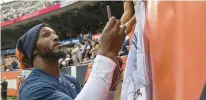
<box><xmin>98</xmin><ymin>17</ymin><xmax>126</xmax><ymax>90</ymax></box>
<box><xmin>98</xmin><ymin>17</ymin><xmax>127</xmax><ymax>61</ymax></box>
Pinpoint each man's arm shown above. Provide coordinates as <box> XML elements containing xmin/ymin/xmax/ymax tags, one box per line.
<box><xmin>125</xmin><ymin>16</ymin><xmax>136</xmax><ymax>34</ymax></box>
<box><xmin>120</xmin><ymin>1</ymin><xmax>134</xmax><ymax>25</ymax></box>
<box><xmin>75</xmin><ymin>55</ymin><xmax>116</xmax><ymax>100</ymax></box>
<box><xmin>121</xmin><ymin>1</ymin><xmax>136</xmax><ymax>34</ymax></box>
<box><xmin>76</xmin><ymin>17</ymin><xmax>126</xmax><ymax>100</ymax></box>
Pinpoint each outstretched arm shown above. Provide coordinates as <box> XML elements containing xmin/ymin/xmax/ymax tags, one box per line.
<box><xmin>121</xmin><ymin>1</ymin><xmax>136</xmax><ymax>34</ymax></box>
<box><xmin>125</xmin><ymin>16</ymin><xmax>136</xmax><ymax>34</ymax></box>
<box><xmin>121</xmin><ymin>1</ymin><xmax>134</xmax><ymax>25</ymax></box>
<box><xmin>76</xmin><ymin>17</ymin><xmax>127</xmax><ymax>100</ymax></box>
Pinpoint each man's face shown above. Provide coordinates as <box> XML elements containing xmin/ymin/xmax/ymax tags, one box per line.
<box><xmin>35</xmin><ymin>26</ymin><xmax>66</xmax><ymax>59</ymax></box>
<box><xmin>3</xmin><ymin>77</ymin><xmax>6</xmax><ymax>81</ymax></box>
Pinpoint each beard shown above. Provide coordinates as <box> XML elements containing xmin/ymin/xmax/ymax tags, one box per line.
<box><xmin>36</xmin><ymin>48</ymin><xmax>66</xmax><ymax>59</ymax></box>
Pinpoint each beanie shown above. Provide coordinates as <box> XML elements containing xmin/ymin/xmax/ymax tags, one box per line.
<box><xmin>16</xmin><ymin>23</ymin><xmax>50</xmax><ymax>69</ymax></box>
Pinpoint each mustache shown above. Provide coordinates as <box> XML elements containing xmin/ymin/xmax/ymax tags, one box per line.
<box><xmin>53</xmin><ymin>41</ymin><xmax>62</xmax><ymax>46</ymax></box>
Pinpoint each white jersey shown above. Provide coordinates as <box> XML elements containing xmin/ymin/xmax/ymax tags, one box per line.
<box><xmin>121</xmin><ymin>1</ymin><xmax>151</xmax><ymax>100</ymax></box>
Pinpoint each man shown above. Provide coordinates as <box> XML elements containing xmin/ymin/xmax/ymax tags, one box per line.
<box><xmin>12</xmin><ymin>57</ymin><xmax>18</xmax><ymax>69</ymax></box>
<box><xmin>1</xmin><ymin>77</ymin><xmax>8</xmax><ymax>100</ymax></box>
<box><xmin>71</xmin><ymin>45</ymin><xmax>79</xmax><ymax>65</ymax></box>
<box><xmin>2</xmin><ymin>63</ymin><xmax>9</xmax><ymax>71</ymax></box>
<box><xmin>16</xmin><ymin>17</ymin><xmax>126</xmax><ymax>100</ymax></box>
<box><xmin>5</xmin><ymin>58</ymin><xmax>11</xmax><ymax>71</ymax></box>
<box><xmin>82</xmin><ymin>38</ymin><xmax>91</xmax><ymax>61</ymax></box>
<box><xmin>77</xmin><ymin>43</ymin><xmax>83</xmax><ymax>63</ymax></box>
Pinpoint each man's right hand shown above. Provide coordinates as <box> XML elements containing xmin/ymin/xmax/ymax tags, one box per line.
<box><xmin>98</xmin><ymin>17</ymin><xmax>126</xmax><ymax>61</ymax></box>
<box><xmin>98</xmin><ymin>17</ymin><xmax>126</xmax><ymax>90</ymax></box>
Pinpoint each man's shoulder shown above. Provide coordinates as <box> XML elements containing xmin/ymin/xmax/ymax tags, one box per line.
<box><xmin>20</xmin><ymin>76</ymin><xmax>52</xmax><ymax>91</ymax></box>
<box><xmin>23</xmin><ymin>71</ymin><xmax>49</xmax><ymax>83</ymax></box>
<box><xmin>19</xmin><ymin>76</ymin><xmax>55</xmax><ymax>100</ymax></box>
<box><xmin>60</xmin><ymin>73</ymin><xmax>77</xmax><ymax>83</ymax></box>
<box><xmin>20</xmin><ymin>80</ymin><xmax>53</xmax><ymax>92</ymax></box>
<box><xmin>20</xmin><ymin>71</ymin><xmax>54</xmax><ymax>92</ymax></box>
<box><xmin>2</xmin><ymin>81</ymin><xmax>8</xmax><ymax>84</ymax></box>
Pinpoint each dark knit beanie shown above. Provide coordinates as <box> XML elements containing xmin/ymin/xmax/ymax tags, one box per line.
<box><xmin>16</xmin><ymin>23</ymin><xmax>49</xmax><ymax>69</ymax></box>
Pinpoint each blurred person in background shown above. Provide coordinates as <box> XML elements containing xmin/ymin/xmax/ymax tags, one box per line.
<box><xmin>95</xmin><ymin>43</ymin><xmax>100</xmax><ymax>53</ymax></box>
<box><xmin>94</xmin><ymin>43</ymin><xmax>100</xmax><ymax>59</ymax></box>
<box><xmin>65</xmin><ymin>49</ymin><xmax>72</xmax><ymax>66</ymax></box>
<box><xmin>78</xmin><ymin>34</ymin><xmax>84</xmax><ymax>43</ymax></box>
<box><xmin>61</xmin><ymin>58</ymin><xmax>67</xmax><ymax>68</ymax></box>
<box><xmin>82</xmin><ymin>38</ymin><xmax>91</xmax><ymax>61</ymax></box>
<box><xmin>1</xmin><ymin>77</ymin><xmax>8</xmax><ymax>100</ymax></box>
<box><xmin>91</xmin><ymin>40</ymin><xmax>96</xmax><ymax>48</ymax></box>
<box><xmin>89</xmin><ymin>41</ymin><xmax>97</xmax><ymax>60</ymax></box>
<box><xmin>3</xmin><ymin>64</ymin><xmax>9</xmax><ymax>71</ymax></box>
<box><xmin>80</xmin><ymin>42</ymin><xmax>85</xmax><ymax>61</ymax></box>
<box><xmin>58</xmin><ymin>58</ymin><xmax>64</xmax><ymax>68</ymax></box>
<box><xmin>88</xmin><ymin>32</ymin><xmax>93</xmax><ymax>41</ymax></box>
<box><xmin>77</xmin><ymin>43</ymin><xmax>83</xmax><ymax>63</ymax></box>
<box><xmin>5</xmin><ymin>58</ymin><xmax>11</xmax><ymax>71</ymax></box>
<box><xmin>12</xmin><ymin>57</ymin><xmax>18</xmax><ymax>69</ymax></box>
<box><xmin>90</xmin><ymin>48</ymin><xmax>97</xmax><ymax>60</ymax></box>
<box><xmin>94</xmin><ymin>37</ymin><xmax>100</xmax><ymax>44</ymax></box>
<box><xmin>8</xmin><ymin>57</ymin><xmax>14</xmax><ymax>71</ymax></box>
<box><xmin>71</xmin><ymin>45</ymin><xmax>78</xmax><ymax>65</ymax></box>
<box><xmin>1</xmin><ymin>62</ymin><xmax>7</xmax><ymax>71</ymax></box>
